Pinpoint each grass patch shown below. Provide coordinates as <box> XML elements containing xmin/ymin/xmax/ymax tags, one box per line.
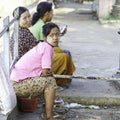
<box><xmin>103</xmin><ymin>16</ymin><xmax>120</xmax><ymax>21</ymax></box>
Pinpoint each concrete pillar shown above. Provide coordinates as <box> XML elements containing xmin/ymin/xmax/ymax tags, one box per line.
<box><xmin>98</xmin><ymin>0</ymin><xmax>112</xmax><ymax>18</ymax></box>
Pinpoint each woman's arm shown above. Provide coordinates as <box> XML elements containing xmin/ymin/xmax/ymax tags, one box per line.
<box><xmin>41</xmin><ymin>69</ymin><xmax>53</xmax><ymax>77</ymax></box>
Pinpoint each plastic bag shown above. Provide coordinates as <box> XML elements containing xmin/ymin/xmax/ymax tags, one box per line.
<box><xmin>0</xmin><ymin>65</ymin><xmax>17</xmax><ymax>115</ymax></box>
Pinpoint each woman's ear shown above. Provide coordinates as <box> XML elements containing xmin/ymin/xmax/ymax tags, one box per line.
<box><xmin>44</xmin><ymin>12</ymin><xmax>49</xmax><ymax>17</ymax></box>
<box><xmin>43</xmin><ymin>12</ymin><xmax>49</xmax><ymax>21</ymax></box>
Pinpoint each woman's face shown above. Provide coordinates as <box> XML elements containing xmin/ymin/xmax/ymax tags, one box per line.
<box><xmin>46</xmin><ymin>27</ymin><xmax>60</xmax><ymax>47</ymax></box>
<box><xmin>19</xmin><ymin>10</ymin><xmax>31</xmax><ymax>28</ymax></box>
<box><xmin>46</xmin><ymin>10</ymin><xmax>53</xmax><ymax>22</ymax></box>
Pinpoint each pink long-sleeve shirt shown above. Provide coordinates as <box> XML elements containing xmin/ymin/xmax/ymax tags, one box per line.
<box><xmin>10</xmin><ymin>42</ymin><xmax>53</xmax><ymax>82</ymax></box>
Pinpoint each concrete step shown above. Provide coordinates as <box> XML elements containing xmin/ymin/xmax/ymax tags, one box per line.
<box><xmin>58</xmin><ymin>79</ymin><xmax>120</xmax><ymax>106</ymax></box>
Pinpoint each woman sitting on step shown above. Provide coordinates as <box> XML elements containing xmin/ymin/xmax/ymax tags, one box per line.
<box><xmin>10</xmin><ymin>22</ymin><xmax>64</xmax><ymax>120</ymax></box>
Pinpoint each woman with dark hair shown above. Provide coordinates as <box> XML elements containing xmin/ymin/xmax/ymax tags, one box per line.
<box><xmin>10</xmin><ymin>7</ymin><xmax>39</xmax><ymax>59</ymax></box>
<box><xmin>29</xmin><ymin>2</ymin><xmax>53</xmax><ymax>40</ymax></box>
<box><xmin>11</xmin><ymin>22</ymin><xmax>64</xmax><ymax>120</ymax></box>
<box><xmin>29</xmin><ymin>2</ymin><xmax>75</xmax><ymax>87</ymax></box>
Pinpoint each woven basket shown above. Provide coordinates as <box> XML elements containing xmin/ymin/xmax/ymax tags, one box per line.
<box><xmin>17</xmin><ymin>97</ymin><xmax>38</xmax><ymax>113</ymax></box>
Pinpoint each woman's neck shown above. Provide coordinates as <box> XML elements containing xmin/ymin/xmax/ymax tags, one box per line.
<box><xmin>44</xmin><ymin>41</ymin><xmax>54</xmax><ymax>47</ymax></box>
<box><xmin>40</xmin><ymin>17</ymin><xmax>46</xmax><ymax>23</ymax></box>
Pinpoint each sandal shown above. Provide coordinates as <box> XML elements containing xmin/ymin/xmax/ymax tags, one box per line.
<box><xmin>56</xmin><ymin>86</ymin><xmax>64</xmax><ymax>92</ymax></box>
<box><xmin>46</xmin><ymin>116</ymin><xmax>65</xmax><ymax>120</ymax></box>
<box><xmin>41</xmin><ymin>113</ymin><xmax>46</xmax><ymax>120</ymax></box>
<box><xmin>41</xmin><ymin>112</ymin><xmax>62</xmax><ymax>120</ymax></box>
<box><xmin>53</xmin><ymin>112</ymin><xmax>61</xmax><ymax>118</ymax></box>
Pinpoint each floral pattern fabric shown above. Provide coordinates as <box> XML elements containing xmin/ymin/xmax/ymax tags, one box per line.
<box><xmin>10</xmin><ymin>27</ymin><xmax>39</xmax><ymax>59</ymax></box>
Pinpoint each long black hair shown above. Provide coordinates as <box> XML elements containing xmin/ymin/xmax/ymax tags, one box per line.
<box><xmin>42</xmin><ymin>22</ymin><xmax>59</xmax><ymax>37</ymax></box>
<box><xmin>13</xmin><ymin>7</ymin><xmax>28</xmax><ymax>19</ymax></box>
<box><xmin>31</xmin><ymin>2</ymin><xmax>52</xmax><ymax>25</ymax></box>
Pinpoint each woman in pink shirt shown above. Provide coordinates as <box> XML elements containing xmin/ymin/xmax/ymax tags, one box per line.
<box><xmin>10</xmin><ymin>22</ymin><xmax>62</xmax><ymax>120</ymax></box>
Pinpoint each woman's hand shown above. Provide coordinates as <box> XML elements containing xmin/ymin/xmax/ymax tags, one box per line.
<box><xmin>41</xmin><ymin>69</ymin><xmax>53</xmax><ymax>77</ymax></box>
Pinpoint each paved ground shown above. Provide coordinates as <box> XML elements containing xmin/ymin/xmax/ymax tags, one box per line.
<box><xmin>1</xmin><ymin>0</ymin><xmax>120</xmax><ymax>120</ymax></box>
<box><xmin>52</xmin><ymin>0</ymin><xmax>120</xmax><ymax>101</ymax></box>
<box><xmin>15</xmin><ymin>1</ymin><xmax>120</xmax><ymax>120</ymax></box>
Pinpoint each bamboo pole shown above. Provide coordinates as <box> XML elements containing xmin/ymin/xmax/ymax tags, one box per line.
<box><xmin>53</xmin><ymin>74</ymin><xmax>120</xmax><ymax>81</ymax></box>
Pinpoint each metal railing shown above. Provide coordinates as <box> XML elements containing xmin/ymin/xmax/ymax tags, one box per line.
<box><xmin>0</xmin><ymin>14</ymin><xmax>19</xmax><ymax>119</ymax></box>
<box><xmin>0</xmin><ymin>15</ymin><xmax>18</xmax><ymax>77</ymax></box>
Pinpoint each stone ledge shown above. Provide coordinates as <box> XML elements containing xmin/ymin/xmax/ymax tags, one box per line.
<box><xmin>61</xmin><ymin>96</ymin><xmax>120</xmax><ymax>106</ymax></box>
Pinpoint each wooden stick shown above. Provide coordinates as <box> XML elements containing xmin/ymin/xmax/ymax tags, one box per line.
<box><xmin>53</xmin><ymin>74</ymin><xmax>120</xmax><ymax>81</ymax></box>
